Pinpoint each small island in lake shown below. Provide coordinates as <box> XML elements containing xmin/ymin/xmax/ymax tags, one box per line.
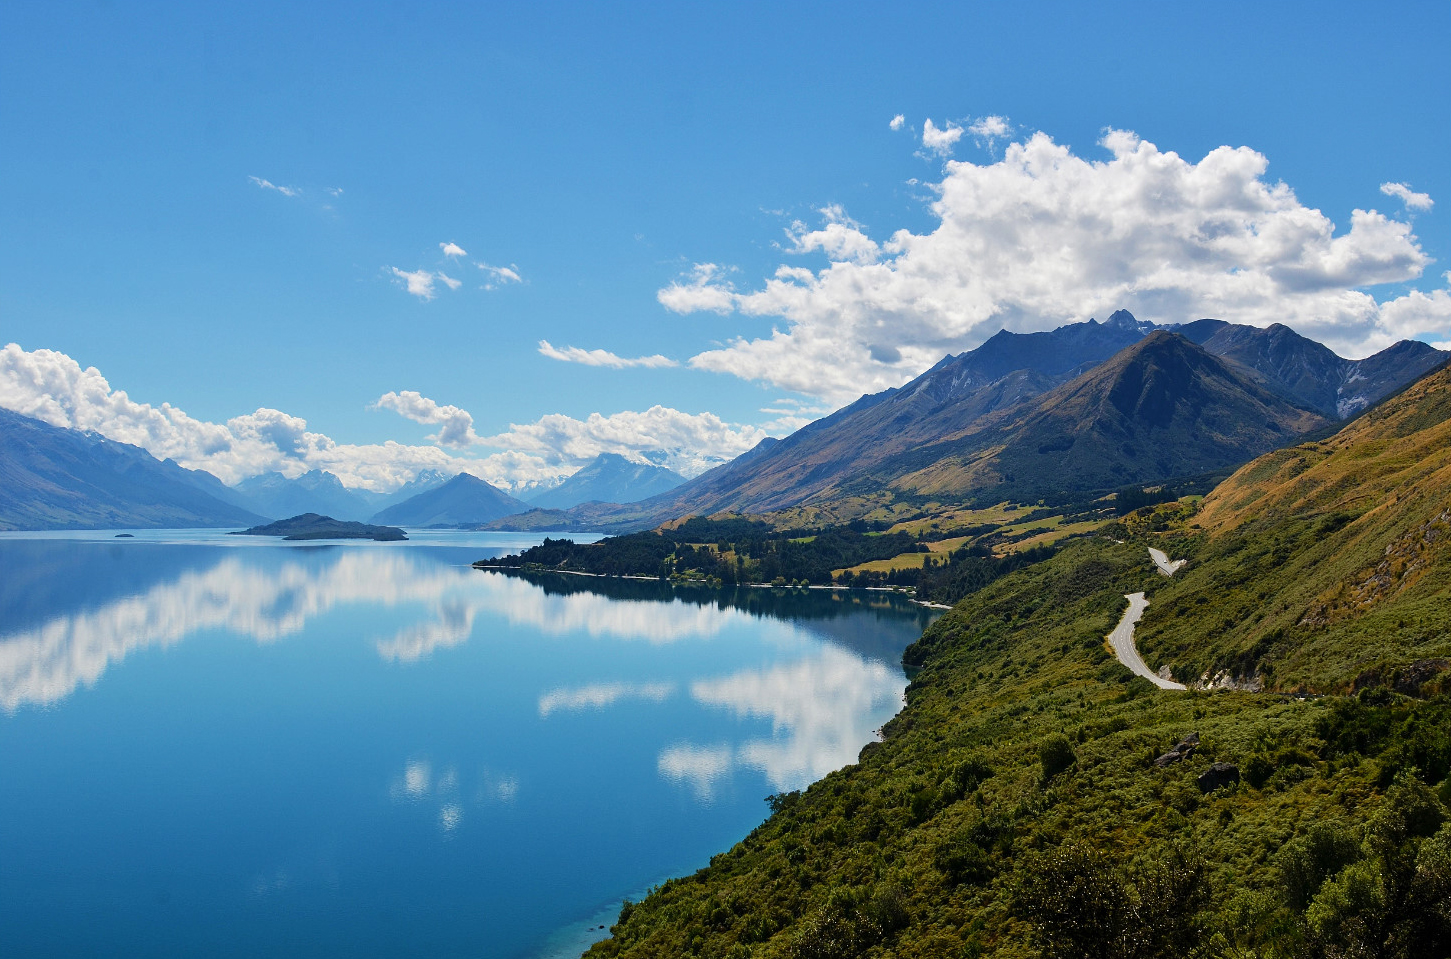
<box><xmin>230</xmin><ymin>513</ymin><xmax>407</xmax><ymax>541</ymax></box>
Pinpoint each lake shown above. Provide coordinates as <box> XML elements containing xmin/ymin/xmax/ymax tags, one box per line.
<box><xmin>0</xmin><ymin>531</ymin><xmax>939</xmax><ymax>958</ymax></box>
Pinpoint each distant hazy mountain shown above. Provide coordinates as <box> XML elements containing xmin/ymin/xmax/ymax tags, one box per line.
<box><xmin>0</xmin><ymin>408</ymin><xmax>267</xmax><ymax>530</ymax></box>
<box><xmin>233</xmin><ymin>469</ymin><xmax>374</xmax><ymax>521</ymax></box>
<box><xmin>370</xmin><ymin>473</ymin><xmax>528</xmax><ymax>526</ymax></box>
<box><xmin>365</xmin><ymin>469</ymin><xmax>450</xmax><ymax>513</ymax></box>
<box><xmin>527</xmin><ymin>453</ymin><xmax>685</xmax><ymax>509</ymax></box>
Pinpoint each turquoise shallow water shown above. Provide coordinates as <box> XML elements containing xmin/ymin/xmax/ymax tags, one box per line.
<box><xmin>0</xmin><ymin>531</ymin><xmax>937</xmax><ymax>958</ymax></box>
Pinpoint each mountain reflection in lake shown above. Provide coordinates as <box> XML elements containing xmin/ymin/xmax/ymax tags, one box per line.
<box><xmin>0</xmin><ymin>535</ymin><xmax>937</xmax><ymax>959</ymax></box>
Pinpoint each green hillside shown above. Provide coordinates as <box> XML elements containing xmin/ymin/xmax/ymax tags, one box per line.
<box><xmin>1134</xmin><ymin>362</ymin><xmax>1451</xmax><ymax>692</ymax></box>
<box><xmin>581</xmin><ymin>366</ymin><xmax>1451</xmax><ymax>958</ymax></box>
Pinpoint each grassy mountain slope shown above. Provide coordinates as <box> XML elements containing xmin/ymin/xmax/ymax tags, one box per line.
<box><xmin>585</xmin><ymin>538</ymin><xmax>1451</xmax><ymax>958</ymax></box>
<box><xmin>1133</xmin><ymin>361</ymin><xmax>1451</xmax><ymax>692</ymax></box>
<box><xmin>581</xmin><ymin>363</ymin><xmax>1451</xmax><ymax>959</ymax></box>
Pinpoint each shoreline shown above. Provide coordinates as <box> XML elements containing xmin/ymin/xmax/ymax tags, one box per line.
<box><xmin>471</xmin><ymin>563</ymin><xmax>951</xmax><ymax>609</ymax></box>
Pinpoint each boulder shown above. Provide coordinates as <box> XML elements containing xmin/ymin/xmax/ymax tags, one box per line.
<box><xmin>1198</xmin><ymin>762</ymin><xmax>1240</xmax><ymax>793</ymax></box>
<box><xmin>1153</xmin><ymin>732</ymin><xmax>1200</xmax><ymax>768</ymax></box>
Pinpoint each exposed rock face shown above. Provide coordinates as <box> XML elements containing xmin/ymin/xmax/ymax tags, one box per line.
<box><xmin>1153</xmin><ymin>732</ymin><xmax>1200</xmax><ymax>768</ymax></box>
<box><xmin>1198</xmin><ymin>762</ymin><xmax>1240</xmax><ymax>793</ymax></box>
<box><xmin>1194</xmin><ymin>670</ymin><xmax>1264</xmax><ymax>692</ymax></box>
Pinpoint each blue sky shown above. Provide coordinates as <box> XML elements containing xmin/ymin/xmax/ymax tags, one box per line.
<box><xmin>2</xmin><ymin>1</ymin><xmax>1448</xmax><ymax>491</ymax></box>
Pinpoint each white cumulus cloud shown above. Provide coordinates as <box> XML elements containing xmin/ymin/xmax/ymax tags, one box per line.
<box><xmin>0</xmin><ymin>343</ymin><xmax>801</xmax><ymax>494</ymax></box>
<box><xmin>439</xmin><ymin>241</ymin><xmax>468</xmax><ymax>258</ymax></box>
<box><xmin>657</xmin><ymin>263</ymin><xmax>739</xmax><ymax>314</ymax></box>
<box><xmin>0</xmin><ymin>343</ymin><xmax>547</xmax><ymax>492</ymax></box>
<box><xmin>785</xmin><ymin>204</ymin><xmax>878</xmax><ymax>264</ymax></box>
<box><xmin>1380</xmin><ymin>181</ymin><xmax>1434</xmax><ymax>211</ymax></box>
<box><xmin>889</xmin><ymin>114</ymin><xmax>905</xmax><ymax>131</ymax></box>
<box><xmin>537</xmin><ymin>340</ymin><xmax>678</xmax><ymax>369</ymax></box>
<box><xmin>372</xmin><ymin>390</ymin><xmax>480</xmax><ymax>447</ymax></box>
<box><xmin>967</xmin><ymin>114</ymin><xmax>1011</xmax><ymax>154</ymax></box>
<box><xmin>921</xmin><ymin>118</ymin><xmax>964</xmax><ymax>156</ymax></box>
<box><xmin>664</xmin><ymin>128</ymin><xmax>1451</xmax><ymax>402</ymax></box>
<box><xmin>387</xmin><ymin>267</ymin><xmax>448</xmax><ymax>300</ymax></box>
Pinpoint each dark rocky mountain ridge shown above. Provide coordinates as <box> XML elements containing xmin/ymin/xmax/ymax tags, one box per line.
<box><xmin>880</xmin><ymin>331</ymin><xmax>1331</xmax><ymax>503</ymax></box>
<box><xmin>498</xmin><ymin>313</ymin><xmax>1444</xmax><ymax>528</ymax></box>
<box><xmin>1176</xmin><ymin>319</ymin><xmax>1446</xmax><ymax>419</ymax></box>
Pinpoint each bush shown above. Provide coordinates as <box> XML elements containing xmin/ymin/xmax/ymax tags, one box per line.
<box><xmin>1039</xmin><ymin>733</ymin><xmax>1078</xmax><ymax>781</ymax></box>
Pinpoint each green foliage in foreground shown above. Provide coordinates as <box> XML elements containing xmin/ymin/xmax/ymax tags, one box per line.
<box><xmin>584</xmin><ymin>540</ymin><xmax>1451</xmax><ymax>958</ymax></box>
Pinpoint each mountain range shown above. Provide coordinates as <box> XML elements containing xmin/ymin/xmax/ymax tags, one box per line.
<box><xmin>497</xmin><ymin>312</ymin><xmax>1444</xmax><ymax>529</ymax></box>
<box><xmin>228</xmin><ymin>469</ymin><xmax>377</xmax><ymax>521</ymax></box>
<box><xmin>2</xmin><ymin>312</ymin><xmax>1445</xmax><ymax>531</ymax></box>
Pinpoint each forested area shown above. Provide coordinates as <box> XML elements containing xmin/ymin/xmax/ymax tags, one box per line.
<box><xmin>482</xmin><ymin>517</ymin><xmax>930</xmax><ymax>587</ymax></box>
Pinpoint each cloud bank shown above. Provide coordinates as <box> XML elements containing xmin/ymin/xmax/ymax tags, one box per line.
<box><xmin>662</xmin><ymin>129</ymin><xmax>1450</xmax><ymax>402</ymax></box>
<box><xmin>479</xmin><ymin>405</ymin><xmax>771</xmax><ymax>478</ymax></box>
<box><xmin>0</xmin><ymin>344</ymin><xmax>778</xmax><ymax>492</ymax></box>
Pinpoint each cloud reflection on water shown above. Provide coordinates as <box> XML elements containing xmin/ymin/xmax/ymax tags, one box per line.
<box><xmin>538</xmin><ymin>681</ymin><xmax>676</xmax><ymax>717</ymax></box>
<box><xmin>1</xmin><ymin>545</ymin><xmax>917</xmax><ymax>806</ymax></box>
<box><xmin>0</xmin><ymin>552</ymin><xmax>752</xmax><ymax>710</ymax></box>
<box><xmin>659</xmin><ymin>645</ymin><xmax>906</xmax><ymax>797</ymax></box>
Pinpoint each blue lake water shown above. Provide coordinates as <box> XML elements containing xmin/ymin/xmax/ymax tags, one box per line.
<box><xmin>0</xmin><ymin>531</ymin><xmax>938</xmax><ymax>958</ymax></box>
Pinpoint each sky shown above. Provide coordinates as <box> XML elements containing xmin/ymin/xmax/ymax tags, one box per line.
<box><xmin>2</xmin><ymin>0</ymin><xmax>1448</xmax><ymax>492</ymax></box>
